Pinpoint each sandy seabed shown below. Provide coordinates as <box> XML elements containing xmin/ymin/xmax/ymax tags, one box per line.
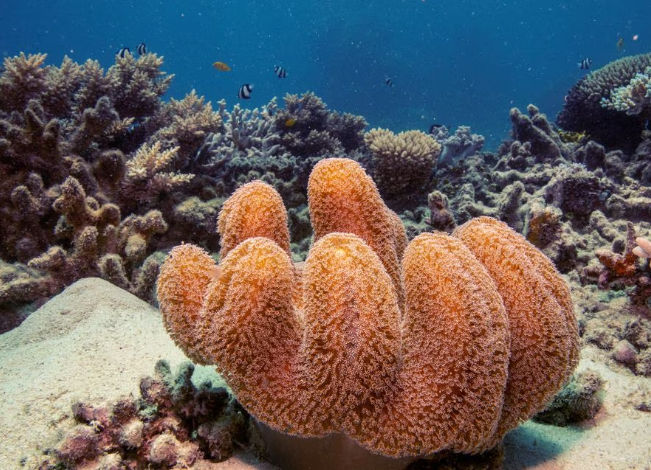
<box><xmin>0</xmin><ymin>278</ymin><xmax>649</xmax><ymax>470</ymax></box>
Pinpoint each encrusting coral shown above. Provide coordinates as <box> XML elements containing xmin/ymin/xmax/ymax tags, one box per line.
<box><xmin>157</xmin><ymin>157</ymin><xmax>579</xmax><ymax>469</ymax></box>
<box><xmin>584</xmin><ymin>222</ymin><xmax>651</xmax><ymax>310</ymax></box>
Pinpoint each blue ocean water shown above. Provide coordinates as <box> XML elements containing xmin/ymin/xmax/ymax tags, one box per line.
<box><xmin>2</xmin><ymin>0</ymin><xmax>650</xmax><ymax>149</ymax></box>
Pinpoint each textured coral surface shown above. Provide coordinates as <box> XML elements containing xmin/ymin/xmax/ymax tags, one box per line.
<box><xmin>157</xmin><ymin>157</ymin><xmax>579</xmax><ymax>460</ymax></box>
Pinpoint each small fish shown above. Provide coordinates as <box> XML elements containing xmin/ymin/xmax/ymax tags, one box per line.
<box><xmin>116</xmin><ymin>47</ymin><xmax>131</xmax><ymax>58</ymax></box>
<box><xmin>616</xmin><ymin>37</ymin><xmax>624</xmax><ymax>52</ymax></box>
<box><xmin>385</xmin><ymin>77</ymin><xmax>394</xmax><ymax>87</ymax></box>
<box><xmin>284</xmin><ymin>117</ymin><xmax>297</xmax><ymax>128</ymax></box>
<box><xmin>274</xmin><ymin>65</ymin><xmax>287</xmax><ymax>78</ymax></box>
<box><xmin>238</xmin><ymin>83</ymin><xmax>253</xmax><ymax>99</ymax></box>
<box><xmin>213</xmin><ymin>61</ymin><xmax>231</xmax><ymax>72</ymax></box>
<box><xmin>577</xmin><ymin>57</ymin><xmax>592</xmax><ymax>70</ymax></box>
<box><xmin>137</xmin><ymin>42</ymin><xmax>147</xmax><ymax>55</ymax></box>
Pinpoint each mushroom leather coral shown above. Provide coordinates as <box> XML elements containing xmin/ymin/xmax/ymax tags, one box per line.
<box><xmin>157</xmin><ymin>157</ymin><xmax>579</xmax><ymax>460</ymax></box>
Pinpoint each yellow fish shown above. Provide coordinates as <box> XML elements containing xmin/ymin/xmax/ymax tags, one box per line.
<box><xmin>213</xmin><ymin>61</ymin><xmax>231</xmax><ymax>72</ymax></box>
<box><xmin>284</xmin><ymin>118</ymin><xmax>297</xmax><ymax>128</ymax></box>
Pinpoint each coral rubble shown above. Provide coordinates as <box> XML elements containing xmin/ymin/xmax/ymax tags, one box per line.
<box><xmin>39</xmin><ymin>360</ymin><xmax>248</xmax><ymax>469</ymax></box>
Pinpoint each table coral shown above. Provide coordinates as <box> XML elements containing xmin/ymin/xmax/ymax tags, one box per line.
<box><xmin>157</xmin><ymin>158</ymin><xmax>579</xmax><ymax>468</ymax></box>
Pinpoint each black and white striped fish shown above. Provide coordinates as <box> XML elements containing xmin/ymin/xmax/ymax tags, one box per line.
<box><xmin>238</xmin><ymin>83</ymin><xmax>254</xmax><ymax>99</ymax></box>
<box><xmin>274</xmin><ymin>65</ymin><xmax>287</xmax><ymax>78</ymax></box>
<box><xmin>137</xmin><ymin>42</ymin><xmax>147</xmax><ymax>56</ymax></box>
<box><xmin>116</xmin><ymin>47</ymin><xmax>131</xmax><ymax>58</ymax></box>
<box><xmin>578</xmin><ymin>57</ymin><xmax>592</xmax><ymax>70</ymax></box>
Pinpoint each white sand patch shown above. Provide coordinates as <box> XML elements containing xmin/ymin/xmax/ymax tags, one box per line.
<box><xmin>504</xmin><ymin>346</ymin><xmax>651</xmax><ymax>470</ymax></box>
<box><xmin>0</xmin><ymin>278</ymin><xmax>253</xmax><ymax>469</ymax></box>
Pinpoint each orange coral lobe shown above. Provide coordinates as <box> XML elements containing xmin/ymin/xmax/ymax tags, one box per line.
<box><xmin>156</xmin><ymin>243</ymin><xmax>219</xmax><ymax>365</ymax></box>
<box><xmin>454</xmin><ymin>216</ymin><xmax>579</xmax><ymax>447</ymax></box>
<box><xmin>308</xmin><ymin>158</ymin><xmax>407</xmax><ymax>306</ymax></box>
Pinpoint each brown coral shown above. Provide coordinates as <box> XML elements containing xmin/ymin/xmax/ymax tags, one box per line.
<box><xmin>157</xmin><ymin>158</ymin><xmax>578</xmax><ymax>465</ymax></box>
<box><xmin>364</xmin><ymin>128</ymin><xmax>441</xmax><ymax>196</ymax></box>
<box><xmin>121</xmin><ymin>141</ymin><xmax>194</xmax><ymax>206</ymax></box>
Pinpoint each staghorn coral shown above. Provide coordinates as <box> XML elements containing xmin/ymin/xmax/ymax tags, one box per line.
<box><xmin>0</xmin><ymin>53</ymin><xmax>48</xmax><ymax>112</ymax></box>
<box><xmin>193</xmin><ymin>99</ymin><xmax>305</xmax><ymax>206</ymax></box>
<box><xmin>23</xmin><ymin>176</ymin><xmax>168</xmax><ymax>302</ymax></box>
<box><xmin>0</xmin><ymin>54</ymin><xmax>220</xmax><ymax>312</ymax></box>
<box><xmin>364</xmin><ymin>128</ymin><xmax>441</xmax><ymax>196</ymax></box>
<box><xmin>145</xmin><ymin>89</ymin><xmax>223</xmax><ymax>168</ymax></box>
<box><xmin>122</xmin><ymin>141</ymin><xmax>194</xmax><ymax>207</ymax></box>
<box><xmin>194</xmin><ymin>94</ymin><xmax>368</xmax><ymax>210</ymax></box>
<box><xmin>157</xmin><ymin>157</ymin><xmax>578</xmax><ymax>468</ymax></box>
<box><xmin>105</xmin><ymin>52</ymin><xmax>173</xmax><ymax>120</ymax></box>
<box><xmin>557</xmin><ymin>52</ymin><xmax>651</xmax><ymax>151</ymax></box>
<box><xmin>274</xmin><ymin>91</ymin><xmax>367</xmax><ymax>156</ymax></box>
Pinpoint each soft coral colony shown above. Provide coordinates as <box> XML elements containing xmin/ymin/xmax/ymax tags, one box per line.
<box><xmin>157</xmin><ymin>158</ymin><xmax>579</xmax><ymax>469</ymax></box>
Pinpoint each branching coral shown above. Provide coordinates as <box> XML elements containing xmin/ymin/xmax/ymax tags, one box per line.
<box><xmin>0</xmin><ymin>53</ymin><xmax>48</xmax><ymax>112</ymax></box>
<box><xmin>157</xmin><ymin>157</ymin><xmax>579</xmax><ymax>469</ymax></box>
<box><xmin>193</xmin><ymin>99</ymin><xmax>295</xmax><ymax>196</ymax></box>
<box><xmin>429</xmin><ymin>124</ymin><xmax>485</xmax><ymax>166</ymax></box>
<box><xmin>273</xmin><ymin>92</ymin><xmax>367</xmax><ymax>156</ymax></box>
<box><xmin>122</xmin><ymin>141</ymin><xmax>194</xmax><ymax>205</ymax></box>
<box><xmin>0</xmin><ymin>52</ymin><xmax>224</xmax><ymax>314</ymax></box>
<box><xmin>25</xmin><ymin>176</ymin><xmax>168</xmax><ymax>300</ymax></box>
<box><xmin>364</xmin><ymin>128</ymin><xmax>441</xmax><ymax>196</ymax></box>
<box><xmin>145</xmin><ymin>90</ymin><xmax>223</xmax><ymax>168</ymax></box>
